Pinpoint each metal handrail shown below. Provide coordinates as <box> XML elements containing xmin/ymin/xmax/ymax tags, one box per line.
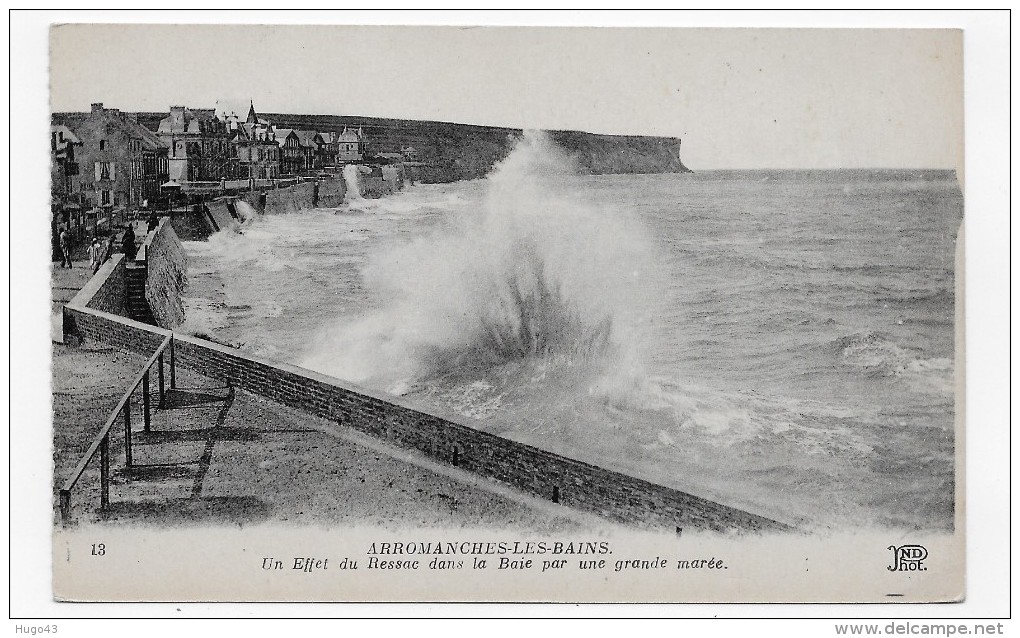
<box><xmin>58</xmin><ymin>333</ymin><xmax>174</xmax><ymax>524</ymax></box>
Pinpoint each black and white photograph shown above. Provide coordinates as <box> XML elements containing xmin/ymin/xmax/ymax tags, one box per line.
<box><xmin>12</xmin><ymin>12</ymin><xmax>1008</xmax><ymax>616</ymax></box>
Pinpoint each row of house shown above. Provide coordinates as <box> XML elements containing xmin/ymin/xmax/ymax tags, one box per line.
<box><xmin>51</xmin><ymin>103</ymin><xmax>170</xmax><ymax>227</ymax></box>
<box><xmin>158</xmin><ymin>102</ymin><xmax>367</xmax><ymax>182</ymax></box>
<box><xmin>51</xmin><ymin>101</ymin><xmax>371</xmax><ymax>224</ymax></box>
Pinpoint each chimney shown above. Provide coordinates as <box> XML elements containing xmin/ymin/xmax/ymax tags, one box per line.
<box><xmin>91</xmin><ymin>102</ymin><xmax>104</xmax><ymax>113</ymax></box>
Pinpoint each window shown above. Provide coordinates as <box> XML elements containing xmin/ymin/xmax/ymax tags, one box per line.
<box><xmin>99</xmin><ymin>140</ymin><xmax>106</xmax><ymax>151</ymax></box>
<box><xmin>101</xmin><ymin>190</ymin><xmax>111</xmax><ymax>205</ymax></box>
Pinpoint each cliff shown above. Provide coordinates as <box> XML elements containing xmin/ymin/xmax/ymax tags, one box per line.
<box><xmin>258</xmin><ymin>114</ymin><xmax>691</xmax><ymax>182</ymax></box>
<box><xmin>547</xmin><ymin>130</ymin><xmax>691</xmax><ymax>176</ymax></box>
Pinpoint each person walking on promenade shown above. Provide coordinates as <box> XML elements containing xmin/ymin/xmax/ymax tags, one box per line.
<box><xmin>147</xmin><ymin>211</ymin><xmax>159</xmax><ymax>234</ymax></box>
<box><xmin>87</xmin><ymin>237</ymin><xmax>103</xmax><ymax>274</ymax></box>
<box><xmin>122</xmin><ymin>224</ymin><xmax>137</xmax><ymax>261</ymax></box>
<box><xmin>58</xmin><ymin>226</ymin><xmax>72</xmax><ymax>269</ymax></box>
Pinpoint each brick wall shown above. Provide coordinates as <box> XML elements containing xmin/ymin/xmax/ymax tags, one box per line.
<box><xmin>63</xmin><ymin>284</ymin><xmax>791</xmax><ymax>532</ymax></box>
<box><xmin>66</xmin><ymin>306</ymin><xmax>170</xmax><ymax>353</ymax></box>
<box><xmin>66</xmin><ymin>254</ymin><xmax>126</xmax><ymax>321</ymax></box>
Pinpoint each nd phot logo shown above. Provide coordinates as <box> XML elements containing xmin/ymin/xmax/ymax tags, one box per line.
<box><xmin>887</xmin><ymin>544</ymin><xmax>927</xmax><ymax>572</ymax></box>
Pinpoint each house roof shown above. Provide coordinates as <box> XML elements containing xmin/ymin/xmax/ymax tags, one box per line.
<box><xmin>158</xmin><ymin>106</ymin><xmax>219</xmax><ymax>135</ymax></box>
<box><xmin>295</xmin><ymin>130</ymin><xmax>321</xmax><ymax>147</ymax></box>
<box><xmin>64</xmin><ymin>108</ymin><xmax>167</xmax><ymax>151</ymax></box>
<box><xmin>274</xmin><ymin>128</ymin><xmax>297</xmax><ymax>146</ymax></box>
<box><xmin>130</xmin><ymin>119</ymin><xmax>165</xmax><ymax>151</ymax></box>
<box><xmin>50</xmin><ymin>124</ymin><xmax>81</xmax><ymax>146</ymax></box>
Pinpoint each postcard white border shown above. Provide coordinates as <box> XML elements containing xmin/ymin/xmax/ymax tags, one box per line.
<box><xmin>9</xmin><ymin>7</ymin><xmax>1011</xmax><ymax>628</ymax></box>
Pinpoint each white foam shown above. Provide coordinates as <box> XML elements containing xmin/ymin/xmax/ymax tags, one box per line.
<box><xmin>301</xmin><ymin>131</ymin><xmax>666</xmax><ymax>394</ymax></box>
<box><xmin>178</xmin><ymin>296</ymin><xmax>229</xmax><ymax>337</ymax></box>
<box><xmin>343</xmin><ymin>164</ymin><xmax>363</xmax><ymax>202</ymax></box>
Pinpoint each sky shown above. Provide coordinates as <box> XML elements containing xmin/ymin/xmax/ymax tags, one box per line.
<box><xmin>49</xmin><ymin>22</ymin><xmax>962</xmax><ymax>170</ymax></box>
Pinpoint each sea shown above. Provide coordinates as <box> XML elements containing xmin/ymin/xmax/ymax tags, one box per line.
<box><xmin>180</xmin><ymin>132</ymin><xmax>963</xmax><ymax>532</ymax></box>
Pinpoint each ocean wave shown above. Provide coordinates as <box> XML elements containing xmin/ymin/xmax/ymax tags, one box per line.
<box><xmin>179</xmin><ymin>296</ymin><xmax>230</xmax><ymax>338</ymax></box>
<box><xmin>874</xmin><ymin>288</ymin><xmax>954</xmax><ymax>306</ymax></box>
<box><xmin>833</xmin><ymin>332</ymin><xmax>954</xmax><ymax>395</ymax></box>
<box><xmin>345</xmin><ymin>197</ymin><xmax>422</xmax><ymax>215</ymax></box>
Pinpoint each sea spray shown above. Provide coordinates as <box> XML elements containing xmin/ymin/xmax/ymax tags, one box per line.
<box><xmin>302</xmin><ymin>131</ymin><xmax>666</xmax><ymax>400</ymax></box>
<box><xmin>234</xmin><ymin>199</ymin><xmax>258</xmax><ymax>225</ymax></box>
<box><xmin>343</xmin><ymin>164</ymin><xmax>364</xmax><ymax>201</ymax></box>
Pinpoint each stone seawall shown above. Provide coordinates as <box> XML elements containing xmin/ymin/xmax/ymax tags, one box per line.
<box><xmin>362</xmin><ymin>165</ymin><xmax>404</xmax><ymax>198</ymax></box>
<box><xmin>232</xmin><ymin>177</ymin><xmax>347</xmax><ymax>214</ymax></box>
<box><xmin>206</xmin><ymin>200</ymin><xmax>236</xmax><ymax>232</ymax></box>
<box><xmin>317</xmin><ymin>178</ymin><xmax>347</xmax><ymax>207</ymax></box>
<box><xmin>142</xmin><ymin>220</ymin><xmax>188</xmax><ymax>329</ymax></box>
<box><xmin>174</xmin><ymin>176</ymin><xmax>353</xmax><ymax>240</ymax></box>
<box><xmin>264</xmin><ymin>181</ymin><xmax>316</xmax><ymax>214</ymax></box>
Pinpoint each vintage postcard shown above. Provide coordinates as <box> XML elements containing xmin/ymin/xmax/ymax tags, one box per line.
<box><xmin>46</xmin><ymin>22</ymin><xmax>965</xmax><ymax>603</ymax></box>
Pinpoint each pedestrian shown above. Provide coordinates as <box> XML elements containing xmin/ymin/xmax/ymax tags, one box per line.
<box><xmin>147</xmin><ymin>211</ymin><xmax>159</xmax><ymax>233</ymax></box>
<box><xmin>122</xmin><ymin>224</ymin><xmax>137</xmax><ymax>260</ymax></box>
<box><xmin>58</xmin><ymin>226</ymin><xmax>72</xmax><ymax>269</ymax></box>
<box><xmin>88</xmin><ymin>237</ymin><xmax>103</xmax><ymax>274</ymax></box>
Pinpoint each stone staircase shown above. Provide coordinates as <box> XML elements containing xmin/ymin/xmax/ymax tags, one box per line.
<box><xmin>124</xmin><ymin>263</ymin><xmax>154</xmax><ymax>324</ymax></box>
